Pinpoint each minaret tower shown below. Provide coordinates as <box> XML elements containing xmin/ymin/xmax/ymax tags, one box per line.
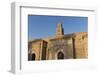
<box><xmin>56</xmin><ymin>19</ymin><xmax>64</xmax><ymax>38</ymax></box>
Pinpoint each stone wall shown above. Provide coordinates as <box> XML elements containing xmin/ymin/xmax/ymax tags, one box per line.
<box><xmin>74</xmin><ymin>32</ymin><xmax>88</xmax><ymax>58</ymax></box>
<box><xmin>28</xmin><ymin>32</ymin><xmax>88</xmax><ymax>61</ymax></box>
<box><xmin>47</xmin><ymin>37</ymin><xmax>74</xmax><ymax>60</ymax></box>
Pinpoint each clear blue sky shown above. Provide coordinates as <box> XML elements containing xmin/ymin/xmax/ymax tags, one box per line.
<box><xmin>28</xmin><ymin>15</ymin><xmax>88</xmax><ymax>41</ymax></box>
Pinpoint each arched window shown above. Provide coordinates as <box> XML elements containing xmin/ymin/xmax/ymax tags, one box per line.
<box><xmin>57</xmin><ymin>51</ymin><xmax>64</xmax><ymax>59</ymax></box>
<box><xmin>31</xmin><ymin>53</ymin><xmax>36</xmax><ymax>60</ymax></box>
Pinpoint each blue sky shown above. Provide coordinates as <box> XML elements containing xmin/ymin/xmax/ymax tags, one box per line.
<box><xmin>28</xmin><ymin>15</ymin><xmax>88</xmax><ymax>41</ymax></box>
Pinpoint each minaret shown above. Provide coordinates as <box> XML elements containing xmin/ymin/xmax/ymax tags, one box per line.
<box><xmin>56</xmin><ymin>19</ymin><xmax>64</xmax><ymax>38</ymax></box>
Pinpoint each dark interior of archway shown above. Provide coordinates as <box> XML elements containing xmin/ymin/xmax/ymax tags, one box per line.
<box><xmin>57</xmin><ymin>51</ymin><xmax>64</xmax><ymax>59</ymax></box>
<box><xmin>31</xmin><ymin>53</ymin><xmax>35</xmax><ymax>60</ymax></box>
<box><xmin>28</xmin><ymin>53</ymin><xmax>36</xmax><ymax>61</ymax></box>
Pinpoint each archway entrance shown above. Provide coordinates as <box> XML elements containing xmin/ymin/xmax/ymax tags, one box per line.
<box><xmin>57</xmin><ymin>51</ymin><xmax>64</xmax><ymax>59</ymax></box>
<box><xmin>31</xmin><ymin>53</ymin><xmax>36</xmax><ymax>60</ymax></box>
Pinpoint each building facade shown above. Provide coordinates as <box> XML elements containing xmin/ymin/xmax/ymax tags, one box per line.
<box><xmin>28</xmin><ymin>21</ymin><xmax>88</xmax><ymax>61</ymax></box>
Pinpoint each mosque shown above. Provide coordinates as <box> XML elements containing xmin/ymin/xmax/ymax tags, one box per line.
<box><xmin>28</xmin><ymin>20</ymin><xmax>88</xmax><ymax>61</ymax></box>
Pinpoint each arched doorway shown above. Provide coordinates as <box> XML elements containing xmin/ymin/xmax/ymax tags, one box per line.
<box><xmin>31</xmin><ymin>53</ymin><xmax>36</xmax><ymax>60</ymax></box>
<box><xmin>57</xmin><ymin>51</ymin><xmax>64</xmax><ymax>59</ymax></box>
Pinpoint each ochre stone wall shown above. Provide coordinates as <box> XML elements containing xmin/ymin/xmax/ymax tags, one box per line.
<box><xmin>74</xmin><ymin>32</ymin><xmax>88</xmax><ymax>58</ymax></box>
<box><xmin>28</xmin><ymin>32</ymin><xmax>88</xmax><ymax>60</ymax></box>
<box><xmin>46</xmin><ymin>37</ymin><xmax>74</xmax><ymax>60</ymax></box>
<box><xmin>31</xmin><ymin>41</ymin><xmax>41</xmax><ymax>60</ymax></box>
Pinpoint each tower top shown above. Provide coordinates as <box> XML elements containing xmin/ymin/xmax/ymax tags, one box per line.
<box><xmin>56</xmin><ymin>19</ymin><xmax>64</xmax><ymax>38</ymax></box>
